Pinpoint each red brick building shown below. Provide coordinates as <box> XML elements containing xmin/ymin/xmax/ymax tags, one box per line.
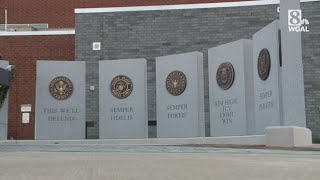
<box><xmin>0</xmin><ymin>34</ymin><xmax>74</xmax><ymax>139</ymax></box>
<box><xmin>0</xmin><ymin>0</ymin><xmax>250</xmax><ymax>139</ymax></box>
<box><xmin>0</xmin><ymin>0</ymin><xmax>248</xmax><ymax>28</ymax></box>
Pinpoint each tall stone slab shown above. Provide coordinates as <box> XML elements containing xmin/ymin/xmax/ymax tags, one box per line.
<box><xmin>209</xmin><ymin>39</ymin><xmax>253</xmax><ymax>136</ymax></box>
<box><xmin>156</xmin><ymin>52</ymin><xmax>205</xmax><ymax>138</ymax></box>
<box><xmin>253</xmin><ymin>20</ymin><xmax>281</xmax><ymax>134</ymax></box>
<box><xmin>99</xmin><ymin>59</ymin><xmax>148</xmax><ymax>139</ymax></box>
<box><xmin>280</xmin><ymin>0</ymin><xmax>306</xmax><ymax>127</ymax></box>
<box><xmin>35</xmin><ymin>61</ymin><xmax>86</xmax><ymax>140</ymax></box>
<box><xmin>0</xmin><ymin>60</ymin><xmax>9</xmax><ymax>140</ymax></box>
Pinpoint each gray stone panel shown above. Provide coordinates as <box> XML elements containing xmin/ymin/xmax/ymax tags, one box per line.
<box><xmin>253</xmin><ymin>20</ymin><xmax>281</xmax><ymax>134</ymax></box>
<box><xmin>156</xmin><ymin>52</ymin><xmax>205</xmax><ymax>138</ymax></box>
<box><xmin>209</xmin><ymin>39</ymin><xmax>253</xmax><ymax>136</ymax></box>
<box><xmin>99</xmin><ymin>59</ymin><xmax>148</xmax><ymax>139</ymax></box>
<box><xmin>280</xmin><ymin>0</ymin><xmax>306</xmax><ymax>127</ymax></box>
<box><xmin>0</xmin><ymin>60</ymin><xmax>9</xmax><ymax>140</ymax></box>
<box><xmin>75</xmin><ymin>1</ymin><xmax>320</xmax><ymax>138</ymax></box>
<box><xmin>35</xmin><ymin>61</ymin><xmax>86</xmax><ymax>140</ymax></box>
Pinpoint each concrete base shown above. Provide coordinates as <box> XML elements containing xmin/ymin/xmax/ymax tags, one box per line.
<box><xmin>266</xmin><ymin>126</ymin><xmax>312</xmax><ymax>147</ymax></box>
<box><xmin>0</xmin><ymin>135</ymin><xmax>266</xmax><ymax>146</ymax></box>
<box><xmin>1</xmin><ymin>127</ymin><xmax>313</xmax><ymax>147</ymax></box>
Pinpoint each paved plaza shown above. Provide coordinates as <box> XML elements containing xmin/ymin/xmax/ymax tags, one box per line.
<box><xmin>0</xmin><ymin>145</ymin><xmax>320</xmax><ymax>180</ymax></box>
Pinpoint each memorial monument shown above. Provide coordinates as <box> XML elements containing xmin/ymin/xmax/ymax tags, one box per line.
<box><xmin>279</xmin><ymin>0</ymin><xmax>306</xmax><ymax>127</ymax></box>
<box><xmin>35</xmin><ymin>61</ymin><xmax>86</xmax><ymax>140</ymax></box>
<box><xmin>263</xmin><ymin>0</ymin><xmax>310</xmax><ymax>146</ymax></box>
<box><xmin>252</xmin><ymin>20</ymin><xmax>281</xmax><ymax>134</ymax></box>
<box><xmin>207</xmin><ymin>0</ymin><xmax>310</xmax><ymax>144</ymax></box>
<box><xmin>156</xmin><ymin>52</ymin><xmax>205</xmax><ymax>138</ymax></box>
<box><xmin>99</xmin><ymin>59</ymin><xmax>148</xmax><ymax>139</ymax></box>
<box><xmin>209</xmin><ymin>39</ymin><xmax>254</xmax><ymax>136</ymax></box>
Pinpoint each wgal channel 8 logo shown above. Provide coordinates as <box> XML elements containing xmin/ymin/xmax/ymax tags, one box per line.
<box><xmin>287</xmin><ymin>9</ymin><xmax>309</xmax><ymax>32</ymax></box>
<box><xmin>288</xmin><ymin>10</ymin><xmax>302</xmax><ymax>26</ymax></box>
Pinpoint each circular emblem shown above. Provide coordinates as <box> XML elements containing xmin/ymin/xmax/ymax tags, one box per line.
<box><xmin>166</xmin><ymin>71</ymin><xmax>187</xmax><ymax>96</ymax></box>
<box><xmin>258</xmin><ymin>48</ymin><xmax>271</xmax><ymax>81</ymax></box>
<box><xmin>216</xmin><ymin>62</ymin><xmax>235</xmax><ymax>90</ymax></box>
<box><xmin>110</xmin><ymin>75</ymin><xmax>133</xmax><ymax>99</ymax></box>
<box><xmin>49</xmin><ymin>76</ymin><xmax>74</xmax><ymax>100</ymax></box>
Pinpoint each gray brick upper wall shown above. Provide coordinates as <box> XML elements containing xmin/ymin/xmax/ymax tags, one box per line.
<box><xmin>75</xmin><ymin>1</ymin><xmax>320</xmax><ymax>139</ymax></box>
<box><xmin>302</xmin><ymin>2</ymin><xmax>320</xmax><ymax>138</ymax></box>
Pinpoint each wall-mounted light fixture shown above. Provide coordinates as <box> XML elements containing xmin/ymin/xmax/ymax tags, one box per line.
<box><xmin>92</xmin><ymin>42</ymin><xmax>101</xmax><ymax>51</ymax></box>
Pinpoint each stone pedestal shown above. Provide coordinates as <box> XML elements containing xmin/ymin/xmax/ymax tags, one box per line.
<box><xmin>35</xmin><ymin>61</ymin><xmax>86</xmax><ymax>140</ymax></box>
<box><xmin>266</xmin><ymin>126</ymin><xmax>312</xmax><ymax>147</ymax></box>
<box><xmin>209</xmin><ymin>39</ymin><xmax>253</xmax><ymax>136</ymax></box>
<box><xmin>99</xmin><ymin>59</ymin><xmax>148</xmax><ymax>139</ymax></box>
<box><xmin>253</xmin><ymin>20</ymin><xmax>281</xmax><ymax>134</ymax></box>
<box><xmin>0</xmin><ymin>60</ymin><xmax>9</xmax><ymax>140</ymax></box>
<box><xmin>156</xmin><ymin>52</ymin><xmax>205</xmax><ymax>138</ymax></box>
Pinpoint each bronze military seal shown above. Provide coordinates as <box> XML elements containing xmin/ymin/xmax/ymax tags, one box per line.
<box><xmin>216</xmin><ymin>62</ymin><xmax>235</xmax><ymax>90</ymax></box>
<box><xmin>166</xmin><ymin>71</ymin><xmax>187</xmax><ymax>96</ymax></box>
<box><xmin>258</xmin><ymin>48</ymin><xmax>271</xmax><ymax>81</ymax></box>
<box><xmin>110</xmin><ymin>75</ymin><xmax>133</xmax><ymax>99</ymax></box>
<box><xmin>49</xmin><ymin>76</ymin><xmax>74</xmax><ymax>100</ymax></box>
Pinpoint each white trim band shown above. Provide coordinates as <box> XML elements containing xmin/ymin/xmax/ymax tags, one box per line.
<box><xmin>75</xmin><ymin>0</ymin><xmax>320</xmax><ymax>14</ymax></box>
<box><xmin>0</xmin><ymin>30</ymin><xmax>75</xmax><ymax>36</ymax></box>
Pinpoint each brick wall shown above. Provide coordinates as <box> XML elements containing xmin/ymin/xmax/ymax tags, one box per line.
<box><xmin>0</xmin><ymin>0</ymin><xmax>250</xmax><ymax>28</ymax></box>
<box><xmin>76</xmin><ymin>1</ymin><xmax>320</xmax><ymax>138</ymax></box>
<box><xmin>0</xmin><ymin>35</ymin><xmax>74</xmax><ymax>139</ymax></box>
<box><xmin>302</xmin><ymin>2</ymin><xmax>320</xmax><ymax>139</ymax></box>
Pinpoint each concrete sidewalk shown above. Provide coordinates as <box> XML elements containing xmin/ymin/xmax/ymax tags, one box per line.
<box><xmin>0</xmin><ymin>152</ymin><xmax>319</xmax><ymax>180</ymax></box>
